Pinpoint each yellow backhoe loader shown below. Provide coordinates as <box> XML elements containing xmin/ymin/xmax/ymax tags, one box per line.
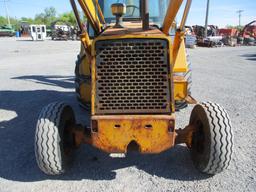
<box><xmin>34</xmin><ymin>0</ymin><xmax>233</xmax><ymax>176</ymax></box>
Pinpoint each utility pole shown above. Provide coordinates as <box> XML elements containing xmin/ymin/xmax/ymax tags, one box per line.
<box><xmin>204</xmin><ymin>0</ymin><xmax>210</xmax><ymax>38</ymax></box>
<box><xmin>237</xmin><ymin>10</ymin><xmax>244</xmax><ymax>26</ymax></box>
<box><xmin>4</xmin><ymin>0</ymin><xmax>11</xmax><ymax>26</ymax></box>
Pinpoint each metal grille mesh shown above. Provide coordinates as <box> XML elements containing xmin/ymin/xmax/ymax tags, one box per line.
<box><xmin>95</xmin><ymin>39</ymin><xmax>171</xmax><ymax>114</ymax></box>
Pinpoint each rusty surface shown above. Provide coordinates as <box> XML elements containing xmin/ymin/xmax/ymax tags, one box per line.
<box><xmin>175</xmin><ymin>124</ymin><xmax>196</xmax><ymax>148</ymax></box>
<box><xmin>69</xmin><ymin>115</ymin><xmax>198</xmax><ymax>153</ymax></box>
<box><xmin>184</xmin><ymin>95</ymin><xmax>198</xmax><ymax>104</ymax></box>
<box><xmin>92</xmin><ymin>115</ymin><xmax>175</xmax><ymax>120</ymax></box>
<box><xmin>69</xmin><ymin>124</ymin><xmax>92</xmax><ymax>147</ymax></box>
<box><xmin>101</xmin><ymin>23</ymin><xmax>164</xmax><ymax>36</ymax></box>
<box><xmin>91</xmin><ymin>115</ymin><xmax>176</xmax><ymax>154</ymax></box>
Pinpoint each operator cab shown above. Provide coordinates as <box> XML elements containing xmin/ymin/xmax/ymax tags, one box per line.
<box><xmin>88</xmin><ymin>0</ymin><xmax>170</xmax><ymax>37</ymax></box>
<box><xmin>100</xmin><ymin>0</ymin><xmax>169</xmax><ymax>26</ymax></box>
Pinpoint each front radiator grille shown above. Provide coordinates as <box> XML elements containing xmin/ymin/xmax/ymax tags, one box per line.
<box><xmin>95</xmin><ymin>39</ymin><xmax>171</xmax><ymax>114</ymax></box>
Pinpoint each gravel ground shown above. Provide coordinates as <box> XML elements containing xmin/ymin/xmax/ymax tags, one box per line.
<box><xmin>0</xmin><ymin>37</ymin><xmax>256</xmax><ymax>192</ymax></box>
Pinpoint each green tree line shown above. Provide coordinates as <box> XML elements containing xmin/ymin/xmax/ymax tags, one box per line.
<box><xmin>226</xmin><ymin>25</ymin><xmax>244</xmax><ymax>31</ymax></box>
<box><xmin>0</xmin><ymin>7</ymin><xmax>77</xmax><ymax>30</ymax></box>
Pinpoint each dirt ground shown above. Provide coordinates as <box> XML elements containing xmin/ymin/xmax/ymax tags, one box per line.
<box><xmin>0</xmin><ymin>37</ymin><xmax>256</xmax><ymax>192</ymax></box>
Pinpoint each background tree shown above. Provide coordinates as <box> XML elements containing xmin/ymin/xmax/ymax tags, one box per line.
<box><xmin>0</xmin><ymin>16</ymin><xmax>6</xmax><ymax>25</ymax></box>
<box><xmin>58</xmin><ymin>11</ymin><xmax>77</xmax><ymax>26</ymax></box>
<box><xmin>20</xmin><ymin>17</ymin><xmax>34</xmax><ymax>24</ymax></box>
<box><xmin>34</xmin><ymin>7</ymin><xmax>57</xmax><ymax>26</ymax></box>
<box><xmin>0</xmin><ymin>6</ymin><xmax>80</xmax><ymax>30</ymax></box>
<box><xmin>226</xmin><ymin>25</ymin><xmax>244</xmax><ymax>31</ymax></box>
<box><xmin>0</xmin><ymin>16</ymin><xmax>19</xmax><ymax>30</ymax></box>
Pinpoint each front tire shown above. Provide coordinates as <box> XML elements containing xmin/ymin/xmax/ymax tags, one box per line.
<box><xmin>190</xmin><ymin>102</ymin><xmax>233</xmax><ymax>175</ymax></box>
<box><xmin>35</xmin><ymin>102</ymin><xmax>76</xmax><ymax>175</ymax></box>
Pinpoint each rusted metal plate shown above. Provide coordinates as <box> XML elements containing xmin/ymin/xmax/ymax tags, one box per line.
<box><xmin>91</xmin><ymin>115</ymin><xmax>175</xmax><ymax>153</ymax></box>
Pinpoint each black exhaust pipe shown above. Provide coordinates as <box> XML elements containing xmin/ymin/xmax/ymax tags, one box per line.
<box><xmin>141</xmin><ymin>0</ymin><xmax>149</xmax><ymax>30</ymax></box>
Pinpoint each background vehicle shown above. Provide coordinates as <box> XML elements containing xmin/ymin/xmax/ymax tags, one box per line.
<box><xmin>0</xmin><ymin>25</ymin><xmax>15</xmax><ymax>37</ymax></box>
<box><xmin>51</xmin><ymin>20</ymin><xmax>78</xmax><ymax>40</ymax></box>
<box><xmin>34</xmin><ymin>0</ymin><xmax>233</xmax><ymax>176</ymax></box>
<box><xmin>29</xmin><ymin>25</ymin><xmax>47</xmax><ymax>41</ymax></box>
<box><xmin>185</xmin><ymin>25</ymin><xmax>197</xmax><ymax>48</ymax></box>
<box><xmin>219</xmin><ymin>28</ymin><xmax>238</xmax><ymax>47</ymax></box>
<box><xmin>19</xmin><ymin>21</ymin><xmax>30</xmax><ymax>37</ymax></box>
<box><xmin>240</xmin><ymin>20</ymin><xmax>256</xmax><ymax>46</ymax></box>
<box><xmin>193</xmin><ymin>25</ymin><xmax>223</xmax><ymax>47</ymax></box>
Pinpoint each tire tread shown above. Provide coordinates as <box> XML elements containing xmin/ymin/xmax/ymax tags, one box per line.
<box><xmin>198</xmin><ymin>102</ymin><xmax>233</xmax><ymax>174</ymax></box>
<box><xmin>35</xmin><ymin>102</ymin><xmax>66</xmax><ymax>175</ymax></box>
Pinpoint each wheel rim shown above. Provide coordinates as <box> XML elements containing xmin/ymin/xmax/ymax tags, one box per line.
<box><xmin>59</xmin><ymin>106</ymin><xmax>76</xmax><ymax>165</ymax></box>
<box><xmin>192</xmin><ymin>120</ymin><xmax>205</xmax><ymax>154</ymax></box>
<box><xmin>63</xmin><ymin>119</ymin><xmax>75</xmax><ymax>156</ymax></box>
<box><xmin>190</xmin><ymin>104</ymin><xmax>211</xmax><ymax>171</ymax></box>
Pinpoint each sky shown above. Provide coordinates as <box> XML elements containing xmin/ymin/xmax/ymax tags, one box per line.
<box><xmin>0</xmin><ymin>0</ymin><xmax>255</xmax><ymax>27</ymax></box>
